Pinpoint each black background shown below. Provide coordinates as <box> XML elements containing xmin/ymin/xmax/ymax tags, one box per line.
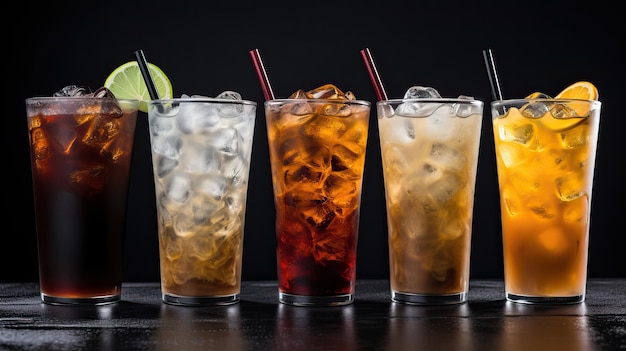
<box><xmin>5</xmin><ymin>0</ymin><xmax>624</xmax><ymax>283</ymax></box>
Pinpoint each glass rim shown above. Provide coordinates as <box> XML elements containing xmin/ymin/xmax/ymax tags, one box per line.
<box><xmin>491</xmin><ymin>98</ymin><xmax>601</xmax><ymax>106</ymax></box>
<box><xmin>149</xmin><ymin>98</ymin><xmax>256</xmax><ymax>106</ymax></box>
<box><xmin>377</xmin><ymin>98</ymin><xmax>483</xmax><ymax>105</ymax></box>
<box><xmin>26</xmin><ymin>96</ymin><xmax>140</xmax><ymax>104</ymax></box>
<box><xmin>265</xmin><ymin>99</ymin><xmax>370</xmax><ymax>106</ymax></box>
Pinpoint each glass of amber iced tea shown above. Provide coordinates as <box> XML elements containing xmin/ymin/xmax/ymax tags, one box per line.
<box><xmin>377</xmin><ymin>86</ymin><xmax>483</xmax><ymax>305</ymax></box>
<box><xmin>491</xmin><ymin>81</ymin><xmax>601</xmax><ymax>304</ymax></box>
<box><xmin>25</xmin><ymin>87</ymin><xmax>139</xmax><ymax>305</ymax></box>
<box><xmin>265</xmin><ymin>84</ymin><xmax>370</xmax><ymax>306</ymax></box>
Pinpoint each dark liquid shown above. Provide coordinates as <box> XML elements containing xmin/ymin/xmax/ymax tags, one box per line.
<box><xmin>28</xmin><ymin>105</ymin><xmax>137</xmax><ymax>299</ymax></box>
<box><xmin>276</xmin><ymin>206</ymin><xmax>359</xmax><ymax>296</ymax></box>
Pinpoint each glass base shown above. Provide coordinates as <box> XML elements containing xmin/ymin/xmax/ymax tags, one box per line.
<box><xmin>506</xmin><ymin>292</ymin><xmax>584</xmax><ymax>305</ymax></box>
<box><xmin>41</xmin><ymin>293</ymin><xmax>120</xmax><ymax>306</ymax></box>
<box><xmin>162</xmin><ymin>293</ymin><xmax>239</xmax><ymax>306</ymax></box>
<box><xmin>391</xmin><ymin>291</ymin><xmax>467</xmax><ymax>305</ymax></box>
<box><xmin>279</xmin><ymin>292</ymin><xmax>353</xmax><ymax>306</ymax></box>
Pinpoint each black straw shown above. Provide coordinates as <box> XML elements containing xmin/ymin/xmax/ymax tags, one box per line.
<box><xmin>482</xmin><ymin>49</ymin><xmax>503</xmax><ymax>101</ymax></box>
<box><xmin>134</xmin><ymin>49</ymin><xmax>160</xmax><ymax>100</ymax></box>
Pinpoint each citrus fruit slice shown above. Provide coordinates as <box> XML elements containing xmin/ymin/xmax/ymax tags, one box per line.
<box><xmin>554</xmin><ymin>81</ymin><xmax>598</xmax><ymax>121</ymax></box>
<box><xmin>537</xmin><ymin>81</ymin><xmax>597</xmax><ymax>131</ymax></box>
<box><xmin>104</xmin><ymin>61</ymin><xmax>173</xmax><ymax>113</ymax></box>
<box><xmin>555</xmin><ymin>81</ymin><xmax>598</xmax><ymax>100</ymax></box>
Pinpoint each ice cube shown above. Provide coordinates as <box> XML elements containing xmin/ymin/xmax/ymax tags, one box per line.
<box><xmin>216</xmin><ymin>91</ymin><xmax>242</xmax><ymax>100</ymax></box>
<box><xmin>555</xmin><ymin>171</ymin><xmax>586</xmax><ymax>201</ymax></box>
<box><xmin>166</xmin><ymin>172</ymin><xmax>192</xmax><ymax>204</ymax></box>
<box><xmin>425</xmin><ymin>173</ymin><xmax>463</xmax><ymax>204</ymax></box>
<box><xmin>559</xmin><ymin>124</ymin><xmax>588</xmax><ymax>149</ymax></box>
<box><xmin>331</xmin><ymin>142</ymin><xmax>364</xmax><ymax>171</ymax></box>
<box><xmin>92</xmin><ymin>87</ymin><xmax>117</xmax><ymax>99</ymax></box>
<box><xmin>177</xmin><ymin>103</ymin><xmax>220</xmax><ymax>134</ymax></box>
<box><xmin>149</xmin><ymin>114</ymin><xmax>175</xmax><ymax>136</ymax></box>
<box><xmin>377</xmin><ymin>104</ymin><xmax>395</xmax><ymax>118</ymax></box>
<box><xmin>396</xmin><ymin>102</ymin><xmax>442</xmax><ymax>117</ymax></box>
<box><xmin>53</xmin><ymin>85</ymin><xmax>91</xmax><ymax>97</ymax></box>
<box><xmin>181</xmin><ymin>142</ymin><xmax>220</xmax><ymax>173</ymax></box>
<box><xmin>222</xmin><ymin>154</ymin><xmax>247</xmax><ymax>187</ymax></box>
<box><xmin>429</xmin><ymin>143</ymin><xmax>467</xmax><ymax>171</ymax></box>
<box><xmin>152</xmin><ymin>135</ymin><xmax>183</xmax><ymax>158</ymax></box>
<box><xmin>313</xmin><ymin>231</ymin><xmax>348</xmax><ymax>264</ymax></box>
<box><xmin>155</xmin><ymin>155</ymin><xmax>178</xmax><ymax>178</ymax></box>
<box><xmin>197</xmin><ymin>173</ymin><xmax>228</xmax><ymax>201</ymax></box>
<box><xmin>289</xmin><ymin>89</ymin><xmax>309</xmax><ymax>99</ymax></box>
<box><xmin>177</xmin><ymin>102</ymin><xmax>217</xmax><ymax>133</ymax></box>
<box><xmin>521</xmin><ymin>101</ymin><xmax>551</xmax><ymax>118</ymax></box>
<box><xmin>303</xmin><ymin>115</ymin><xmax>348</xmax><ymax>140</ymax></box>
<box><xmin>404</xmin><ymin>86</ymin><xmax>441</xmax><ymax>99</ymax></box>
<box><xmin>216</xmin><ymin>91</ymin><xmax>244</xmax><ymax>117</ymax></box>
<box><xmin>452</xmin><ymin>96</ymin><xmax>481</xmax><ymax>117</ymax></box>
<box><xmin>498</xmin><ymin>122</ymin><xmax>535</xmax><ymax>145</ymax></box>
<box><xmin>208</xmin><ymin>127</ymin><xmax>239</xmax><ymax>155</ymax></box>
<box><xmin>307</xmin><ymin>84</ymin><xmax>347</xmax><ymax>100</ymax></box>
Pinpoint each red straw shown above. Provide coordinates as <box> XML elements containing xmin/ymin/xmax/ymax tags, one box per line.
<box><xmin>360</xmin><ymin>48</ymin><xmax>388</xmax><ymax>101</ymax></box>
<box><xmin>249</xmin><ymin>48</ymin><xmax>276</xmax><ymax>100</ymax></box>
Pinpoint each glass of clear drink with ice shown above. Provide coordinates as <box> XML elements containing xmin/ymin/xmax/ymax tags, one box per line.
<box><xmin>148</xmin><ymin>92</ymin><xmax>256</xmax><ymax>306</ymax></box>
<box><xmin>377</xmin><ymin>86</ymin><xmax>483</xmax><ymax>305</ymax></box>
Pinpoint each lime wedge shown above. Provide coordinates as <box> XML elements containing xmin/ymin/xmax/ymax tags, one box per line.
<box><xmin>104</xmin><ymin>61</ymin><xmax>173</xmax><ymax>113</ymax></box>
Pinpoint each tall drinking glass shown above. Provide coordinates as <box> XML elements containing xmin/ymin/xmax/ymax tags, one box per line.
<box><xmin>265</xmin><ymin>98</ymin><xmax>370</xmax><ymax>306</ymax></box>
<box><xmin>26</xmin><ymin>95</ymin><xmax>139</xmax><ymax>305</ymax></box>
<box><xmin>491</xmin><ymin>97</ymin><xmax>601</xmax><ymax>304</ymax></box>
<box><xmin>377</xmin><ymin>98</ymin><xmax>483</xmax><ymax>304</ymax></box>
<box><xmin>148</xmin><ymin>97</ymin><xmax>256</xmax><ymax>306</ymax></box>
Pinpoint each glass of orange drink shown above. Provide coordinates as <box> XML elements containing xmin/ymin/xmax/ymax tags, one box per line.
<box><xmin>491</xmin><ymin>81</ymin><xmax>601</xmax><ymax>304</ymax></box>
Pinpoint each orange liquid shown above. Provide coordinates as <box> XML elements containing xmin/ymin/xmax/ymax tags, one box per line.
<box><xmin>492</xmin><ymin>102</ymin><xmax>600</xmax><ymax>297</ymax></box>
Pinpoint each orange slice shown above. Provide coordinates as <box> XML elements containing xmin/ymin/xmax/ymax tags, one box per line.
<box><xmin>529</xmin><ymin>82</ymin><xmax>597</xmax><ymax>131</ymax></box>
<box><xmin>555</xmin><ymin>81</ymin><xmax>598</xmax><ymax>100</ymax></box>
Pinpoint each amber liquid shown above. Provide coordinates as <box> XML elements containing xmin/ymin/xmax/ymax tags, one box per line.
<box><xmin>27</xmin><ymin>100</ymin><xmax>137</xmax><ymax>300</ymax></box>
<box><xmin>266</xmin><ymin>100</ymin><xmax>369</xmax><ymax>296</ymax></box>
<box><xmin>492</xmin><ymin>102</ymin><xmax>599</xmax><ymax>298</ymax></box>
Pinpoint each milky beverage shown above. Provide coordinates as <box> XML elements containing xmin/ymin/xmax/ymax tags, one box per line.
<box><xmin>265</xmin><ymin>84</ymin><xmax>370</xmax><ymax>306</ymax></box>
<box><xmin>377</xmin><ymin>86</ymin><xmax>483</xmax><ymax>304</ymax></box>
<box><xmin>148</xmin><ymin>92</ymin><xmax>256</xmax><ymax>305</ymax></box>
<box><xmin>26</xmin><ymin>86</ymin><xmax>139</xmax><ymax>305</ymax></box>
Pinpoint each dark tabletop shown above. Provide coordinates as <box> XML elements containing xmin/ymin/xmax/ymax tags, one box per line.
<box><xmin>1</xmin><ymin>279</ymin><xmax>625</xmax><ymax>351</ymax></box>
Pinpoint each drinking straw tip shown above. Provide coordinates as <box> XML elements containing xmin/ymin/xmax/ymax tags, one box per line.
<box><xmin>482</xmin><ymin>48</ymin><xmax>503</xmax><ymax>101</ymax></box>
<box><xmin>249</xmin><ymin>48</ymin><xmax>276</xmax><ymax>100</ymax></box>
<box><xmin>360</xmin><ymin>48</ymin><xmax>388</xmax><ymax>101</ymax></box>
<box><xmin>134</xmin><ymin>49</ymin><xmax>160</xmax><ymax>100</ymax></box>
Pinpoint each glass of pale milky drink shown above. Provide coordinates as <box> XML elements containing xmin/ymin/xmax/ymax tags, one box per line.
<box><xmin>377</xmin><ymin>86</ymin><xmax>483</xmax><ymax>305</ymax></box>
<box><xmin>147</xmin><ymin>91</ymin><xmax>256</xmax><ymax>306</ymax></box>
